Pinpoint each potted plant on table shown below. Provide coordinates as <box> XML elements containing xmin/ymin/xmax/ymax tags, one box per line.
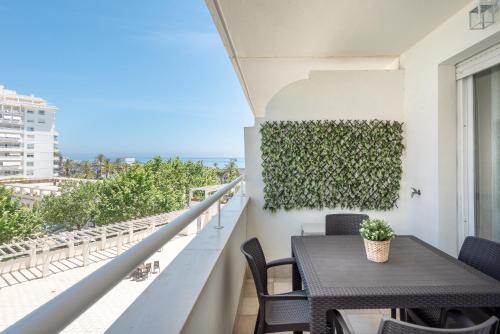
<box><xmin>360</xmin><ymin>219</ymin><xmax>395</xmax><ymax>263</ymax></box>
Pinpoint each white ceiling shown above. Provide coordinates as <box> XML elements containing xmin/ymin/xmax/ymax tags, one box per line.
<box><xmin>214</xmin><ymin>0</ymin><xmax>470</xmax><ymax>58</ymax></box>
<box><xmin>207</xmin><ymin>0</ymin><xmax>471</xmax><ymax>117</ymax></box>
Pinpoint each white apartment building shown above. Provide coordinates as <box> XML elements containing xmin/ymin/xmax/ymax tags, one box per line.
<box><xmin>0</xmin><ymin>85</ymin><xmax>59</xmax><ymax>179</ymax></box>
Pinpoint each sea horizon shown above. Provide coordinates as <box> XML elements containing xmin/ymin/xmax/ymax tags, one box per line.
<box><xmin>65</xmin><ymin>154</ymin><xmax>246</xmax><ymax>169</ymax></box>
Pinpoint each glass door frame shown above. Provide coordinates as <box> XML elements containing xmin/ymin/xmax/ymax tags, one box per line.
<box><xmin>456</xmin><ymin>43</ymin><xmax>500</xmax><ymax>247</ymax></box>
<box><xmin>457</xmin><ymin>76</ymin><xmax>475</xmax><ymax>246</ymax></box>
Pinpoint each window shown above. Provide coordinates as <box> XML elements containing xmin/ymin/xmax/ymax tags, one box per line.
<box><xmin>27</xmin><ymin>144</ymin><xmax>34</xmax><ymax>149</ymax></box>
<box><xmin>27</xmin><ymin>153</ymin><xmax>34</xmax><ymax>158</ymax></box>
<box><xmin>27</xmin><ymin>110</ymin><xmax>34</xmax><ymax>114</ymax></box>
<box><xmin>26</xmin><ymin>170</ymin><xmax>34</xmax><ymax>176</ymax></box>
<box><xmin>26</xmin><ymin>162</ymin><xmax>34</xmax><ymax>167</ymax></box>
<box><xmin>38</xmin><ymin>110</ymin><xmax>45</xmax><ymax>115</ymax></box>
<box><xmin>27</xmin><ymin>119</ymin><xmax>34</xmax><ymax>123</ymax></box>
<box><xmin>38</xmin><ymin>119</ymin><xmax>45</xmax><ymax>124</ymax></box>
<box><xmin>27</xmin><ymin>135</ymin><xmax>35</xmax><ymax>139</ymax></box>
<box><xmin>26</xmin><ymin>127</ymin><xmax>34</xmax><ymax>132</ymax></box>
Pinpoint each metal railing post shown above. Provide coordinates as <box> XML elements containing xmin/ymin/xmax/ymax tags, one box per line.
<box><xmin>214</xmin><ymin>198</ymin><xmax>223</xmax><ymax>229</ymax></box>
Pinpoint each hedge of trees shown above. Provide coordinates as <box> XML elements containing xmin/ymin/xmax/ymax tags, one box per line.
<box><xmin>0</xmin><ymin>157</ymin><xmax>240</xmax><ymax>244</ymax></box>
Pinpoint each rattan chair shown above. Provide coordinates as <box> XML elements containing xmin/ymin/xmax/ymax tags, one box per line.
<box><xmin>241</xmin><ymin>238</ymin><xmax>335</xmax><ymax>334</ymax></box>
<box><xmin>407</xmin><ymin>237</ymin><xmax>500</xmax><ymax>329</ymax></box>
<box><xmin>377</xmin><ymin>316</ymin><xmax>498</xmax><ymax>334</ymax></box>
<box><xmin>325</xmin><ymin>213</ymin><xmax>369</xmax><ymax>235</ymax></box>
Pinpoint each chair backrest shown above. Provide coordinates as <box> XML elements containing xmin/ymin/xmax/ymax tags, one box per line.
<box><xmin>325</xmin><ymin>213</ymin><xmax>369</xmax><ymax>235</ymax></box>
<box><xmin>377</xmin><ymin>316</ymin><xmax>498</xmax><ymax>334</ymax></box>
<box><xmin>241</xmin><ymin>238</ymin><xmax>268</xmax><ymax>298</ymax></box>
<box><xmin>459</xmin><ymin>237</ymin><xmax>500</xmax><ymax>281</ymax></box>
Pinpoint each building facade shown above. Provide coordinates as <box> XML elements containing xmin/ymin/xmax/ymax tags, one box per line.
<box><xmin>0</xmin><ymin>85</ymin><xmax>59</xmax><ymax>179</ymax></box>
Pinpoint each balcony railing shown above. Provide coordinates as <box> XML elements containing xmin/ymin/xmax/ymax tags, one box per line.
<box><xmin>2</xmin><ymin>176</ymin><xmax>244</xmax><ymax>334</ymax></box>
<box><xmin>0</xmin><ymin>155</ymin><xmax>23</xmax><ymax>161</ymax></box>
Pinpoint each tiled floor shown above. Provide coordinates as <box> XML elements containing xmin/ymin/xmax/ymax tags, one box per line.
<box><xmin>234</xmin><ymin>277</ymin><xmax>389</xmax><ymax>334</ymax></box>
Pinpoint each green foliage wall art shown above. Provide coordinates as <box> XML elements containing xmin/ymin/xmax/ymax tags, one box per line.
<box><xmin>260</xmin><ymin>120</ymin><xmax>404</xmax><ymax>212</ymax></box>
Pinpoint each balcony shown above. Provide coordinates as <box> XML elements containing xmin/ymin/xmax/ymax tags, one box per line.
<box><xmin>0</xmin><ymin>137</ymin><xmax>22</xmax><ymax>143</ymax></box>
<box><xmin>0</xmin><ymin>154</ymin><xmax>23</xmax><ymax>161</ymax></box>
<box><xmin>0</xmin><ymin>165</ymin><xmax>22</xmax><ymax>171</ymax></box>
<box><xmin>0</xmin><ymin>146</ymin><xmax>22</xmax><ymax>152</ymax></box>
<box><xmin>4</xmin><ymin>1</ymin><xmax>500</xmax><ymax>334</ymax></box>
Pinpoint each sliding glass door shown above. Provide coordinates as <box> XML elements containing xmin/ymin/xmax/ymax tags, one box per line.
<box><xmin>473</xmin><ymin>64</ymin><xmax>500</xmax><ymax>242</ymax></box>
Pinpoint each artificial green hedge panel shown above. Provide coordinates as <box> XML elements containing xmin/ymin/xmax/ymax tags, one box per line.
<box><xmin>260</xmin><ymin>120</ymin><xmax>404</xmax><ymax>211</ymax></box>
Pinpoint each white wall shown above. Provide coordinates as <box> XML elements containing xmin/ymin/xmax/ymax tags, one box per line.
<box><xmin>245</xmin><ymin>70</ymin><xmax>407</xmax><ymax>260</ymax></box>
<box><xmin>400</xmin><ymin>2</ymin><xmax>500</xmax><ymax>255</ymax></box>
<box><xmin>245</xmin><ymin>3</ymin><xmax>500</xmax><ymax>259</ymax></box>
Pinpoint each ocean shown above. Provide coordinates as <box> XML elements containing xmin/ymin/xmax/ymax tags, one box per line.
<box><xmin>67</xmin><ymin>155</ymin><xmax>245</xmax><ymax>169</ymax></box>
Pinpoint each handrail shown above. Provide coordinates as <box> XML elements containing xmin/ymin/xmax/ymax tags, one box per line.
<box><xmin>1</xmin><ymin>175</ymin><xmax>244</xmax><ymax>334</ymax></box>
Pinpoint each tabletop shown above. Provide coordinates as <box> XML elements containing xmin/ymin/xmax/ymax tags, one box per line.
<box><xmin>292</xmin><ymin>235</ymin><xmax>500</xmax><ymax>334</ymax></box>
<box><xmin>291</xmin><ymin>235</ymin><xmax>500</xmax><ymax>333</ymax></box>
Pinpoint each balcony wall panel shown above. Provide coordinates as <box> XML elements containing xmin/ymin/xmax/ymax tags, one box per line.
<box><xmin>107</xmin><ymin>194</ymin><xmax>248</xmax><ymax>334</ymax></box>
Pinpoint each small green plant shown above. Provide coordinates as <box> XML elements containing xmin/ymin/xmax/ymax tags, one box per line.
<box><xmin>359</xmin><ymin>219</ymin><xmax>395</xmax><ymax>241</ymax></box>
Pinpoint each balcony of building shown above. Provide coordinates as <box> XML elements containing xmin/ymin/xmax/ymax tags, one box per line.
<box><xmin>0</xmin><ymin>125</ymin><xmax>23</xmax><ymax>133</ymax></box>
<box><xmin>0</xmin><ymin>136</ymin><xmax>22</xmax><ymax>144</ymax></box>
<box><xmin>0</xmin><ymin>154</ymin><xmax>23</xmax><ymax>161</ymax></box>
<box><xmin>3</xmin><ymin>1</ymin><xmax>500</xmax><ymax>334</ymax></box>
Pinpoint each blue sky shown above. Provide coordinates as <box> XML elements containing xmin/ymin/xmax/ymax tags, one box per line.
<box><xmin>0</xmin><ymin>1</ymin><xmax>253</xmax><ymax>159</ymax></box>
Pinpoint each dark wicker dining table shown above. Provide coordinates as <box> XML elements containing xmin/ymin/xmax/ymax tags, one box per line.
<box><xmin>291</xmin><ymin>235</ymin><xmax>500</xmax><ymax>334</ymax></box>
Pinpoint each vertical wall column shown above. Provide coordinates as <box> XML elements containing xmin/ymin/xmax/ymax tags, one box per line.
<box><xmin>41</xmin><ymin>244</ymin><xmax>50</xmax><ymax>277</ymax></box>
<box><xmin>100</xmin><ymin>228</ymin><xmax>107</xmax><ymax>250</ymax></box>
<box><xmin>82</xmin><ymin>239</ymin><xmax>90</xmax><ymax>266</ymax></box>
<box><xmin>116</xmin><ymin>232</ymin><xmax>123</xmax><ymax>255</ymax></box>
<box><xmin>66</xmin><ymin>238</ymin><xmax>75</xmax><ymax>259</ymax></box>
<box><xmin>27</xmin><ymin>243</ymin><xmax>37</xmax><ymax>269</ymax></box>
<box><xmin>128</xmin><ymin>223</ymin><xmax>134</xmax><ymax>243</ymax></box>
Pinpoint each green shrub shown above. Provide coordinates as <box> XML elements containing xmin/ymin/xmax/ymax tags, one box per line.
<box><xmin>359</xmin><ymin>219</ymin><xmax>395</xmax><ymax>241</ymax></box>
<box><xmin>260</xmin><ymin>120</ymin><xmax>404</xmax><ymax>211</ymax></box>
<box><xmin>0</xmin><ymin>186</ymin><xmax>43</xmax><ymax>243</ymax></box>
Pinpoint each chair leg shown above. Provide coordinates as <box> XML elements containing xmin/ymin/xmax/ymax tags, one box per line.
<box><xmin>254</xmin><ymin>311</ymin><xmax>259</xmax><ymax>334</ymax></box>
<box><xmin>400</xmin><ymin>308</ymin><xmax>407</xmax><ymax>322</ymax></box>
<box><xmin>254</xmin><ymin>310</ymin><xmax>265</xmax><ymax>334</ymax></box>
<box><xmin>391</xmin><ymin>308</ymin><xmax>397</xmax><ymax>319</ymax></box>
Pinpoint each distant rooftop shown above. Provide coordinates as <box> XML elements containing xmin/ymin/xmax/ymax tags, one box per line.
<box><xmin>0</xmin><ymin>85</ymin><xmax>57</xmax><ymax>111</ymax></box>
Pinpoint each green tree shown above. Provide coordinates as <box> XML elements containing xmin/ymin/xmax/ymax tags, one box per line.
<box><xmin>0</xmin><ymin>187</ymin><xmax>43</xmax><ymax>243</ymax></box>
<box><xmin>95</xmin><ymin>154</ymin><xmax>106</xmax><ymax>178</ymax></box>
<box><xmin>102</xmin><ymin>159</ymin><xmax>113</xmax><ymax>178</ymax></box>
<box><xmin>221</xmin><ymin>159</ymin><xmax>240</xmax><ymax>183</ymax></box>
<box><xmin>38</xmin><ymin>181</ymin><xmax>98</xmax><ymax>230</ymax></box>
<box><xmin>94</xmin><ymin>164</ymin><xmax>164</xmax><ymax>225</ymax></box>
<box><xmin>80</xmin><ymin>161</ymin><xmax>94</xmax><ymax>179</ymax></box>
<box><xmin>63</xmin><ymin>159</ymin><xmax>74</xmax><ymax>177</ymax></box>
<box><xmin>35</xmin><ymin>158</ymin><xmax>223</xmax><ymax>233</ymax></box>
<box><xmin>111</xmin><ymin>158</ymin><xmax>125</xmax><ymax>175</ymax></box>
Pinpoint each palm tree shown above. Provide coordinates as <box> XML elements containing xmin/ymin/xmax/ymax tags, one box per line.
<box><xmin>95</xmin><ymin>154</ymin><xmax>106</xmax><ymax>178</ymax></box>
<box><xmin>113</xmin><ymin>158</ymin><xmax>124</xmax><ymax>174</ymax></box>
<box><xmin>81</xmin><ymin>161</ymin><xmax>93</xmax><ymax>179</ymax></box>
<box><xmin>63</xmin><ymin>159</ymin><xmax>74</xmax><ymax>176</ymax></box>
<box><xmin>222</xmin><ymin>159</ymin><xmax>240</xmax><ymax>183</ymax></box>
<box><xmin>102</xmin><ymin>159</ymin><xmax>113</xmax><ymax>178</ymax></box>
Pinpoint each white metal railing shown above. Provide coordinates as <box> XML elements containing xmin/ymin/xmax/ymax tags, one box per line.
<box><xmin>1</xmin><ymin>175</ymin><xmax>244</xmax><ymax>334</ymax></box>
